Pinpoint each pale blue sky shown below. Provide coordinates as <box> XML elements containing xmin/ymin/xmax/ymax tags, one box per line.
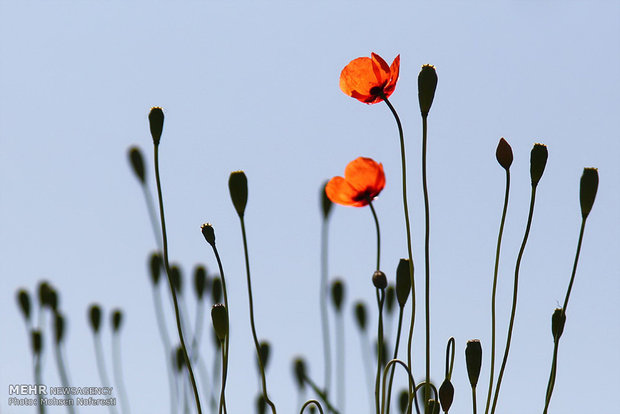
<box><xmin>0</xmin><ymin>1</ymin><xmax>618</xmax><ymax>413</ymax></box>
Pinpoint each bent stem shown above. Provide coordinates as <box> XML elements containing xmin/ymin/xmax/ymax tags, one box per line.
<box><xmin>385</xmin><ymin>306</ymin><xmax>405</xmax><ymax>414</ymax></box>
<box><xmin>153</xmin><ymin>144</ymin><xmax>202</xmax><ymax>414</ymax></box>
<box><xmin>380</xmin><ymin>359</ymin><xmax>421</xmax><ymax>414</ymax></box>
<box><xmin>490</xmin><ymin>186</ymin><xmax>538</xmax><ymax>414</ymax></box>
<box><xmin>303</xmin><ymin>373</ymin><xmax>341</xmax><ymax>414</ymax></box>
<box><xmin>484</xmin><ymin>168</ymin><xmax>511</xmax><ymax>414</ymax></box>
<box><xmin>381</xmin><ymin>94</ymin><xmax>416</xmax><ymax>411</ymax></box>
<box><xmin>542</xmin><ymin>219</ymin><xmax>587</xmax><ymax>413</ymax></box>
<box><xmin>239</xmin><ymin>217</ymin><xmax>277</xmax><ymax>414</ymax></box>
<box><xmin>300</xmin><ymin>399</ymin><xmax>325</xmax><ymax>414</ymax></box>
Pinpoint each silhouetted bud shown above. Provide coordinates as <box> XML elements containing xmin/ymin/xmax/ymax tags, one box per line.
<box><xmin>580</xmin><ymin>168</ymin><xmax>598</xmax><ymax>219</ymax></box>
<box><xmin>88</xmin><ymin>304</ymin><xmax>102</xmax><ymax>334</ymax></box>
<box><xmin>54</xmin><ymin>312</ymin><xmax>65</xmax><ymax>344</ymax></box>
<box><xmin>496</xmin><ymin>138</ymin><xmax>513</xmax><ymax>170</ymax></box>
<box><xmin>211</xmin><ymin>304</ymin><xmax>228</xmax><ymax>341</ymax></box>
<box><xmin>418</xmin><ymin>64</ymin><xmax>438</xmax><ymax>117</ymax></box>
<box><xmin>375</xmin><ymin>337</ymin><xmax>389</xmax><ymax>366</ymax></box>
<box><xmin>16</xmin><ymin>289</ymin><xmax>31</xmax><ymax>321</ymax></box>
<box><xmin>385</xmin><ymin>285</ymin><xmax>396</xmax><ymax>314</ymax></box>
<box><xmin>293</xmin><ymin>357</ymin><xmax>307</xmax><ymax>389</ymax></box>
<box><xmin>398</xmin><ymin>390</ymin><xmax>409</xmax><ymax>414</ymax></box>
<box><xmin>551</xmin><ymin>308</ymin><xmax>566</xmax><ymax>341</ymax></box>
<box><xmin>396</xmin><ymin>259</ymin><xmax>411</xmax><ymax>308</ymax></box>
<box><xmin>31</xmin><ymin>330</ymin><xmax>43</xmax><ymax>355</ymax></box>
<box><xmin>258</xmin><ymin>341</ymin><xmax>271</xmax><ymax>370</ymax></box>
<box><xmin>530</xmin><ymin>143</ymin><xmax>548</xmax><ymax>187</ymax></box>
<box><xmin>256</xmin><ymin>395</ymin><xmax>267</xmax><ymax>414</ymax></box>
<box><xmin>354</xmin><ymin>301</ymin><xmax>367</xmax><ymax>331</ymax></box>
<box><xmin>47</xmin><ymin>288</ymin><xmax>58</xmax><ymax>311</ymax></box>
<box><xmin>193</xmin><ymin>265</ymin><xmax>207</xmax><ymax>300</ymax></box>
<box><xmin>331</xmin><ymin>279</ymin><xmax>345</xmax><ymax>312</ymax></box>
<box><xmin>465</xmin><ymin>340</ymin><xmax>482</xmax><ymax>388</ymax></box>
<box><xmin>229</xmin><ymin>171</ymin><xmax>248</xmax><ymax>218</ymax></box>
<box><xmin>201</xmin><ymin>223</ymin><xmax>216</xmax><ymax>247</ymax></box>
<box><xmin>321</xmin><ymin>181</ymin><xmax>333</xmax><ymax>220</ymax></box>
<box><xmin>112</xmin><ymin>309</ymin><xmax>123</xmax><ymax>333</ymax></box>
<box><xmin>439</xmin><ymin>379</ymin><xmax>454</xmax><ymax>412</ymax></box>
<box><xmin>211</xmin><ymin>277</ymin><xmax>222</xmax><ymax>304</ymax></box>
<box><xmin>149</xmin><ymin>107</ymin><xmax>164</xmax><ymax>145</ymax></box>
<box><xmin>309</xmin><ymin>406</ymin><xmax>317</xmax><ymax>414</ymax></box>
<box><xmin>427</xmin><ymin>399</ymin><xmax>440</xmax><ymax>414</ymax></box>
<box><xmin>38</xmin><ymin>281</ymin><xmax>52</xmax><ymax>308</ymax></box>
<box><xmin>175</xmin><ymin>346</ymin><xmax>185</xmax><ymax>372</ymax></box>
<box><xmin>128</xmin><ymin>146</ymin><xmax>146</xmax><ymax>184</ymax></box>
<box><xmin>149</xmin><ymin>252</ymin><xmax>163</xmax><ymax>285</ymax></box>
<box><xmin>372</xmin><ymin>270</ymin><xmax>387</xmax><ymax>289</ymax></box>
<box><xmin>170</xmin><ymin>264</ymin><xmax>182</xmax><ymax>295</ymax></box>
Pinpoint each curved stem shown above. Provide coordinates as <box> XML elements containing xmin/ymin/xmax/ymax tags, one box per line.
<box><xmin>445</xmin><ymin>337</ymin><xmax>455</xmax><ymax>380</ymax></box>
<box><xmin>320</xmin><ymin>218</ymin><xmax>332</xmax><ymax>398</ymax></box>
<box><xmin>381</xmin><ymin>359</ymin><xmax>420</xmax><ymax>414</ymax></box>
<box><xmin>490</xmin><ymin>186</ymin><xmax>538</xmax><ymax>414</ymax></box>
<box><xmin>368</xmin><ymin>201</ymin><xmax>381</xmax><ymax>271</ymax></box>
<box><xmin>153</xmin><ymin>144</ymin><xmax>202</xmax><ymax>414</ymax></box>
<box><xmin>300</xmin><ymin>399</ymin><xmax>325</xmax><ymax>414</ymax></box>
<box><xmin>303</xmin><ymin>374</ymin><xmax>341</xmax><ymax>414</ymax></box>
<box><xmin>385</xmin><ymin>307</ymin><xmax>405</xmax><ymax>414</ymax></box>
<box><xmin>239</xmin><ymin>218</ymin><xmax>277</xmax><ymax>414</ymax></box>
<box><xmin>484</xmin><ymin>169</ymin><xmax>510</xmax><ymax>414</ymax></box>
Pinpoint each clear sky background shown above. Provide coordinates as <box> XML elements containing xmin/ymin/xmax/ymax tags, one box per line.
<box><xmin>0</xmin><ymin>1</ymin><xmax>618</xmax><ymax>413</ymax></box>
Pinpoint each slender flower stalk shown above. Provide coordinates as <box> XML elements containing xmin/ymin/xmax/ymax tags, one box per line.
<box><xmin>484</xmin><ymin>138</ymin><xmax>513</xmax><ymax>414</ymax></box>
<box><xmin>52</xmin><ymin>313</ymin><xmax>75</xmax><ymax>414</ymax></box>
<box><xmin>300</xmin><ymin>400</ymin><xmax>325</xmax><ymax>414</ymax></box>
<box><xmin>375</xmin><ymin>287</ymin><xmax>386</xmax><ymax>414</ymax></box>
<box><xmin>330</xmin><ymin>280</ymin><xmax>345</xmax><ymax>412</ymax></box>
<box><xmin>320</xmin><ymin>183</ymin><xmax>334</xmax><ymax>398</ymax></box>
<box><xmin>381</xmin><ymin>359</ymin><xmax>420</xmax><ymax>414</ymax></box>
<box><xmin>31</xmin><ymin>330</ymin><xmax>44</xmax><ymax>414</ymax></box>
<box><xmin>490</xmin><ymin>144</ymin><xmax>548</xmax><ymax>414</ymax></box>
<box><xmin>150</xmin><ymin>107</ymin><xmax>202</xmax><ymax>414</ymax></box>
<box><xmin>89</xmin><ymin>305</ymin><xmax>117</xmax><ymax>414</ymax></box>
<box><xmin>111</xmin><ymin>310</ymin><xmax>130</xmax><ymax>414</ymax></box>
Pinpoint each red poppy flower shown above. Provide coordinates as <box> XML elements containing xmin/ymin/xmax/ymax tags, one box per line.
<box><xmin>326</xmin><ymin>157</ymin><xmax>386</xmax><ymax>207</ymax></box>
<box><xmin>340</xmin><ymin>53</ymin><xmax>400</xmax><ymax>104</ymax></box>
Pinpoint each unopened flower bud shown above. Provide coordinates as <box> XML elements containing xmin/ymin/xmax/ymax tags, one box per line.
<box><xmin>496</xmin><ymin>138</ymin><xmax>513</xmax><ymax>170</ymax></box>
<box><xmin>396</xmin><ymin>259</ymin><xmax>411</xmax><ymax>308</ymax></box>
<box><xmin>439</xmin><ymin>379</ymin><xmax>454</xmax><ymax>412</ymax></box>
<box><xmin>149</xmin><ymin>107</ymin><xmax>164</xmax><ymax>145</ymax></box>
<box><xmin>88</xmin><ymin>304</ymin><xmax>102</xmax><ymax>334</ymax></box>
<box><xmin>465</xmin><ymin>340</ymin><xmax>482</xmax><ymax>388</ymax></box>
<box><xmin>193</xmin><ymin>265</ymin><xmax>207</xmax><ymax>300</ymax></box>
<box><xmin>398</xmin><ymin>390</ymin><xmax>409</xmax><ymax>414</ymax></box>
<box><xmin>551</xmin><ymin>308</ymin><xmax>566</xmax><ymax>341</ymax></box>
<box><xmin>149</xmin><ymin>252</ymin><xmax>162</xmax><ymax>285</ymax></box>
<box><xmin>38</xmin><ymin>281</ymin><xmax>52</xmax><ymax>308</ymax></box>
<box><xmin>354</xmin><ymin>301</ymin><xmax>367</xmax><ymax>331</ymax></box>
<box><xmin>256</xmin><ymin>395</ymin><xmax>267</xmax><ymax>414</ymax></box>
<box><xmin>201</xmin><ymin>223</ymin><xmax>216</xmax><ymax>247</ymax></box>
<box><xmin>229</xmin><ymin>171</ymin><xmax>248</xmax><ymax>218</ymax></box>
<box><xmin>372</xmin><ymin>270</ymin><xmax>387</xmax><ymax>289</ymax></box>
<box><xmin>128</xmin><ymin>146</ymin><xmax>146</xmax><ymax>184</ymax></box>
<box><xmin>293</xmin><ymin>357</ymin><xmax>307</xmax><ymax>389</ymax></box>
<box><xmin>385</xmin><ymin>285</ymin><xmax>395</xmax><ymax>314</ymax></box>
<box><xmin>31</xmin><ymin>330</ymin><xmax>43</xmax><ymax>355</ymax></box>
<box><xmin>418</xmin><ymin>64</ymin><xmax>438</xmax><ymax>117</ymax></box>
<box><xmin>54</xmin><ymin>312</ymin><xmax>65</xmax><ymax>344</ymax></box>
<box><xmin>175</xmin><ymin>346</ymin><xmax>185</xmax><ymax>372</ymax></box>
<box><xmin>211</xmin><ymin>304</ymin><xmax>228</xmax><ymax>341</ymax></box>
<box><xmin>16</xmin><ymin>289</ymin><xmax>31</xmax><ymax>321</ymax></box>
<box><xmin>258</xmin><ymin>341</ymin><xmax>271</xmax><ymax>370</ymax></box>
<box><xmin>331</xmin><ymin>279</ymin><xmax>345</xmax><ymax>312</ymax></box>
<box><xmin>580</xmin><ymin>168</ymin><xmax>598</xmax><ymax>219</ymax></box>
<box><xmin>530</xmin><ymin>143</ymin><xmax>548</xmax><ymax>187</ymax></box>
<box><xmin>112</xmin><ymin>309</ymin><xmax>123</xmax><ymax>333</ymax></box>
<box><xmin>170</xmin><ymin>264</ymin><xmax>182</xmax><ymax>295</ymax></box>
<box><xmin>321</xmin><ymin>180</ymin><xmax>333</xmax><ymax>220</ymax></box>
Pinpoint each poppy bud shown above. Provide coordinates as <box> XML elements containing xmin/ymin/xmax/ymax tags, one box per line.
<box><xmin>372</xmin><ymin>270</ymin><xmax>387</xmax><ymax>289</ymax></box>
<box><xmin>170</xmin><ymin>264</ymin><xmax>182</xmax><ymax>295</ymax></box>
<box><xmin>385</xmin><ymin>285</ymin><xmax>396</xmax><ymax>314</ymax></box>
<box><xmin>31</xmin><ymin>330</ymin><xmax>43</xmax><ymax>355</ymax></box>
<box><xmin>465</xmin><ymin>340</ymin><xmax>482</xmax><ymax>388</ymax></box>
<box><xmin>149</xmin><ymin>252</ymin><xmax>162</xmax><ymax>285</ymax></box>
<box><xmin>496</xmin><ymin>138</ymin><xmax>513</xmax><ymax>170</ymax></box>
<box><xmin>16</xmin><ymin>289</ymin><xmax>31</xmax><ymax>321</ymax></box>
<box><xmin>418</xmin><ymin>64</ymin><xmax>438</xmax><ymax>117</ymax></box>
<box><xmin>212</xmin><ymin>277</ymin><xmax>222</xmax><ymax>304</ymax></box>
<box><xmin>354</xmin><ymin>301</ymin><xmax>367</xmax><ymax>331</ymax></box>
<box><xmin>38</xmin><ymin>281</ymin><xmax>52</xmax><ymax>308</ymax></box>
<box><xmin>551</xmin><ymin>308</ymin><xmax>566</xmax><ymax>341</ymax></box>
<box><xmin>201</xmin><ymin>223</ymin><xmax>216</xmax><ymax>247</ymax></box>
<box><xmin>396</xmin><ymin>259</ymin><xmax>411</xmax><ymax>308</ymax></box>
<box><xmin>128</xmin><ymin>146</ymin><xmax>146</xmax><ymax>184</ymax></box>
<box><xmin>258</xmin><ymin>341</ymin><xmax>271</xmax><ymax>370</ymax></box>
<box><xmin>331</xmin><ymin>279</ymin><xmax>345</xmax><ymax>312</ymax></box>
<box><xmin>530</xmin><ymin>143</ymin><xmax>548</xmax><ymax>187</ymax></box>
<box><xmin>439</xmin><ymin>379</ymin><xmax>454</xmax><ymax>412</ymax></box>
<box><xmin>193</xmin><ymin>265</ymin><xmax>207</xmax><ymax>300</ymax></box>
<box><xmin>54</xmin><ymin>312</ymin><xmax>65</xmax><ymax>344</ymax></box>
<box><xmin>292</xmin><ymin>357</ymin><xmax>307</xmax><ymax>389</ymax></box>
<box><xmin>47</xmin><ymin>288</ymin><xmax>59</xmax><ymax>312</ymax></box>
<box><xmin>375</xmin><ymin>336</ymin><xmax>389</xmax><ymax>366</ymax></box>
<box><xmin>427</xmin><ymin>399</ymin><xmax>440</xmax><ymax>414</ymax></box>
<box><xmin>321</xmin><ymin>181</ymin><xmax>333</xmax><ymax>220</ymax></box>
<box><xmin>579</xmin><ymin>168</ymin><xmax>598</xmax><ymax>219</ymax></box>
<box><xmin>175</xmin><ymin>346</ymin><xmax>185</xmax><ymax>372</ymax></box>
<box><xmin>149</xmin><ymin>107</ymin><xmax>164</xmax><ymax>146</ymax></box>
<box><xmin>229</xmin><ymin>171</ymin><xmax>248</xmax><ymax>218</ymax></box>
<box><xmin>398</xmin><ymin>389</ymin><xmax>409</xmax><ymax>414</ymax></box>
<box><xmin>88</xmin><ymin>304</ymin><xmax>102</xmax><ymax>334</ymax></box>
<box><xmin>211</xmin><ymin>304</ymin><xmax>228</xmax><ymax>341</ymax></box>
<box><xmin>256</xmin><ymin>395</ymin><xmax>267</xmax><ymax>414</ymax></box>
<box><xmin>112</xmin><ymin>309</ymin><xmax>123</xmax><ymax>333</ymax></box>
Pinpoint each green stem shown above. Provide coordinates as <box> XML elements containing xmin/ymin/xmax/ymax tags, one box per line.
<box><xmin>300</xmin><ymin>400</ymin><xmax>325</xmax><ymax>414</ymax></box>
<box><xmin>381</xmin><ymin>95</ymin><xmax>416</xmax><ymax>412</ymax></box>
<box><xmin>320</xmin><ymin>218</ymin><xmax>332</xmax><ymax>398</ymax></box>
<box><xmin>381</xmin><ymin>359</ymin><xmax>420</xmax><ymax>414</ymax></box>
<box><xmin>112</xmin><ymin>334</ymin><xmax>131</xmax><ymax>414</ymax></box>
<box><xmin>368</xmin><ymin>201</ymin><xmax>381</xmax><ymax>271</ymax></box>
<box><xmin>490</xmin><ymin>185</ymin><xmax>538</xmax><ymax>414</ymax></box>
<box><xmin>542</xmin><ymin>219</ymin><xmax>587</xmax><ymax>413</ymax></box>
<box><xmin>484</xmin><ymin>169</ymin><xmax>510</xmax><ymax>414</ymax></box>
<box><xmin>53</xmin><ymin>342</ymin><xmax>75</xmax><ymax>414</ymax></box>
<box><xmin>336</xmin><ymin>312</ymin><xmax>345</xmax><ymax>412</ymax></box>
<box><xmin>472</xmin><ymin>386</ymin><xmax>477</xmax><ymax>414</ymax></box>
<box><xmin>385</xmin><ymin>307</ymin><xmax>405</xmax><ymax>414</ymax></box>
<box><xmin>421</xmin><ymin>115</ymin><xmax>431</xmax><ymax>413</ymax></box>
<box><xmin>219</xmin><ymin>339</ymin><xmax>228</xmax><ymax>414</ymax></box>
<box><xmin>375</xmin><ymin>289</ymin><xmax>385</xmax><ymax>414</ymax></box>
<box><xmin>34</xmin><ymin>353</ymin><xmax>44</xmax><ymax>414</ymax></box>
<box><xmin>239</xmin><ymin>218</ymin><xmax>277</xmax><ymax>414</ymax></box>
<box><xmin>303</xmin><ymin>374</ymin><xmax>341</xmax><ymax>414</ymax></box>
<box><xmin>153</xmin><ymin>144</ymin><xmax>202</xmax><ymax>414</ymax></box>
<box><xmin>151</xmin><ymin>284</ymin><xmax>177</xmax><ymax>414</ymax></box>
<box><xmin>94</xmin><ymin>334</ymin><xmax>117</xmax><ymax>414</ymax></box>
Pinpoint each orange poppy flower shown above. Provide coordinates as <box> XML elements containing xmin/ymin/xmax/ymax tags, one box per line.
<box><xmin>326</xmin><ymin>157</ymin><xmax>386</xmax><ymax>207</ymax></box>
<box><xmin>340</xmin><ymin>53</ymin><xmax>400</xmax><ymax>104</ymax></box>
